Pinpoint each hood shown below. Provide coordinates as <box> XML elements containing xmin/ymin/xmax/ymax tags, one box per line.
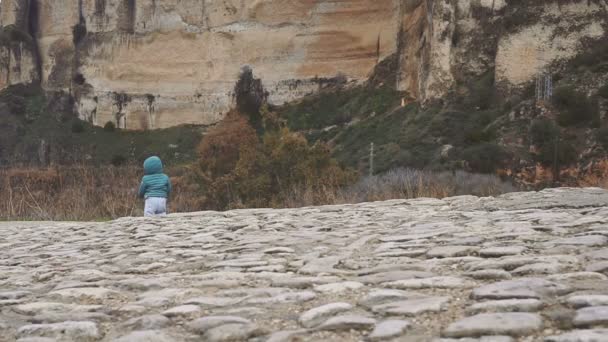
<box><xmin>143</xmin><ymin>156</ymin><xmax>163</xmax><ymax>175</ymax></box>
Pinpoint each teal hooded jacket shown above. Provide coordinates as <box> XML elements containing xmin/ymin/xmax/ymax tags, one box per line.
<box><xmin>138</xmin><ymin>156</ymin><xmax>172</xmax><ymax>199</ymax></box>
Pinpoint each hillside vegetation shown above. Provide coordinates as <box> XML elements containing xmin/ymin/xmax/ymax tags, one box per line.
<box><xmin>1</xmin><ymin>35</ymin><xmax>608</xmax><ymax>219</ymax></box>
<box><xmin>276</xmin><ymin>38</ymin><xmax>608</xmax><ymax>186</ymax></box>
<box><xmin>0</xmin><ymin>84</ymin><xmax>202</xmax><ymax>167</ymax></box>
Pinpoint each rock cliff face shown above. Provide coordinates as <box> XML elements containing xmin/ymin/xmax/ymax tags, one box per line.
<box><xmin>0</xmin><ymin>0</ymin><xmax>606</xmax><ymax>129</ymax></box>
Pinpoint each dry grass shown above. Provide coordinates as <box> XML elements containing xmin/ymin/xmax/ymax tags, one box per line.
<box><xmin>577</xmin><ymin>160</ymin><xmax>608</xmax><ymax>189</ymax></box>
<box><xmin>0</xmin><ymin>165</ymin><xmax>210</xmax><ymax>221</ymax></box>
<box><xmin>510</xmin><ymin>159</ymin><xmax>608</xmax><ymax>190</ymax></box>
<box><xmin>1</xmin><ymin>166</ymin><xmax>141</xmax><ymax>221</ymax></box>
<box><xmin>0</xmin><ymin>165</ymin><xmax>520</xmax><ymax>221</ymax></box>
<box><xmin>280</xmin><ymin>168</ymin><xmax>518</xmax><ymax>208</ymax></box>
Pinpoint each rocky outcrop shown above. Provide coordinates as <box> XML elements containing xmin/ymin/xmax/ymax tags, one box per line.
<box><xmin>495</xmin><ymin>1</ymin><xmax>606</xmax><ymax>86</ymax></box>
<box><xmin>396</xmin><ymin>0</ymin><xmax>607</xmax><ymax>99</ymax></box>
<box><xmin>0</xmin><ymin>0</ymin><xmax>606</xmax><ymax>129</ymax></box>
<box><xmin>0</xmin><ymin>27</ymin><xmax>39</xmax><ymax>89</ymax></box>
<box><xmin>0</xmin><ymin>0</ymin><xmax>40</xmax><ymax>89</ymax></box>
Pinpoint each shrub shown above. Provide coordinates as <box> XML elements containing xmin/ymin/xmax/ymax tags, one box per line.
<box><xmin>71</xmin><ymin>119</ymin><xmax>85</xmax><ymax>133</ymax></box>
<box><xmin>197</xmin><ymin>110</ymin><xmax>356</xmax><ymax>210</ymax></box>
<box><xmin>529</xmin><ymin>118</ymin><xmax>577</xmax><ymax>167</ymax></box>
<box><xmin>529</xmin><ymin>118</ymin><xmax>559</xmax><ymax>148</ymax></box>
<box><xmin>465</xmin><ymin>128</ymin><xmax>494</xmax><ymax>144</ymax></box>
<box><xmin>338</xmin><ymin>168</ymin><xmax>517</xmax><ymax>203</ymax></box>
<box><xmin>25</xmin><ymin>94</ymin><xmax>46</xmax><ymax>121</ymax></box>
<box><xmin>430</xmin><ymin>109</ymin><xmax>499</xmax><ymax>147</ymax></box>
<box><xmin>103</xmin><ymin>121</ymin><xmax>116</xmax><ymax>132</ymax></box>
<box><xmin>198</xmin><ymin>112</ymin><xmax>259</xmax><ymax>178</ymax></box>
<box><xmin>553</xmin><ymin>86</ymin><xmax>594</xmax><ymax>126</ymax></box>
<box><xmin>234</xmin><ymin>66</ymin><xmax>268</xmax><ymax>126</ymax></box>
<box><xmin>597</xmin><ymin>127</ymin><xmax>608</xmax><ymax>150</ymax></box>
<box><xmin>571</xmin><ymin>38</ymin><xmax>608</xmax><ymax>71</ymax></box>
<box><xmin>461</xmin><ymin>143</ymin><xmax>507</xmax><ymax>174</ymax></box>
<box><xmin>465</xmin><ymin>72</ymin><xmax>496</xmax><ymax>110</ymax></box>
<box><xmin>110</xmin><ymin>154</ymin><xmax>127</xmax><ymax>166</ymax></box>
<box><xmin>591</xmin><ymin>95</ymin><xmax>601</xmax><ymax>128</ymax></box>
<box><xmin>279</xmin><ymin>85</ymin><xmax>402</xmax><ymax>131</ymax></box>
<box><xmin>537</xmin><ymin>140</ymin><xmax>577</xmax><ymax>167</ymax></box>
<box><xmin>599</xmin><ymin>83</ymin><xmax>608</xmax><ymax>99</ymax></box>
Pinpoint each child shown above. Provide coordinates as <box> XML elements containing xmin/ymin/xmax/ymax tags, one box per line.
<box><xmin>138</xmin><ymin>156</ymin><xmax>172</xmax><ymax>217</ymax></box>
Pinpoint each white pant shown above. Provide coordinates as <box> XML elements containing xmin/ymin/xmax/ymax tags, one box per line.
<box><xmin>144</xmin><ymin>197</ymin><xmax>167</xmax><ymax>217</ymax></box>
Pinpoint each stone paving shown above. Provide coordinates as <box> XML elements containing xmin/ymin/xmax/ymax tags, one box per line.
<box><xmin>2</xmin><ymin>188</ymin><xmax>608</xmax><ymax>342</ymax></box>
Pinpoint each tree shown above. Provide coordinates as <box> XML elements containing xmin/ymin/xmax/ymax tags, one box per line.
<box><xmin>196</xmin><ymin>109</ymin><xmax>355</xmax><ymax>210</ymax></box>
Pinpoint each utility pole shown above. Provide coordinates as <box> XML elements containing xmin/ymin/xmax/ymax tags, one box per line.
<box><xmin>369</xmin><ymin>142</ymin><xmax>375</xmax><ymax>177</ymax></box>
<box><xmin>553</xmin><ymin>134</ymin><xmax>560</xmax><ymax>185</ymax></box>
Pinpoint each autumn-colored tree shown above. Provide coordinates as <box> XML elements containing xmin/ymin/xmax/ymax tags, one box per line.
<box><xmin>196</xmin><ymin>108</ymin><xmax>356</xmax><ymax>210</ymax></box>
<box><xmin>198</xmin><ymin>111</ymin><xmax>258</xmax><ymax>178</ymax></box>
<box><xmin>196</xmin><ymin>111</ymin><xmax>260</xmax><ymax>209</ymax></box>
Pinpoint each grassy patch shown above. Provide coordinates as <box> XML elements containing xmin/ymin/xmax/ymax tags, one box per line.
<box><xmin>277</xmin><ymin>72</ymin><xmax>510</xmax><ymax>174</ymax></box>
<box><xmin>278</xmin><ymin>85</ymin><xmax>403</xmax><ymax>131</ymax></box>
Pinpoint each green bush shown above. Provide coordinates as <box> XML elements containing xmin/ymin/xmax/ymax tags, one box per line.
<box><xmin>571</xmin><ymin>39</ymin><xmax>608</xmax><ymax>71</ymax></box>
<box><xmin>596</xmin><ymin>127</ymin><xmax>608</xmax><ymax>150</ymax></box>
<box><xmin>591</xmin><ymin>95</ymin><xmax>601</xmax><ymax>128</ymax></box>
<box><xmin>24</xmin><ymin>95</ymin><xmax>46</xmax><ymax>122</ymax></box>
<box><xmin>103</xmin><ymin>121</ymin><xmax>116</xmax><ymax>132</ymax></box>
<box><xmin>71</xmin><ymin>119</ymin><xmax>85</xmax><ymax>133</ymax></box>
<box><xmin>279</xmin><ymin>85</ymin><xmax>402</xmax><ymax>131</ymax></box>
<box><xmin>599</xmin><ymin>83</ymin><xmax>608</xmax><ymax>99</ymax></box>
<box><xmin>552</xmin><ymin>86</ymin><xmax>594</xmax><ymax>126</ymax></box>
<box><xmin>461</xmin><ymin>143</ymin><xmax>507</xmax><ymax>174</ymax></box>
<box><xmin>529</xmin><ymin>118</ymin><xmax>559</xmax><ymax>148</ymax></box>
<box><xmin>465</xmin><ymin>72</ymin><xmax>496</xmax><ymax>110</ymax></box>
<box><xmin>529</xmin><ymin>118</ymin><xmax>577</xmax><ymax>166</ymax></box>
<box><xmin>429</xmin><ymin>109</ymin><xmax>500</xmax><ymax>147</ymax></box>
<box><xmin>536</xmin><ymin>140</ymin><xmax>577</xmax><ymax>167</ymax></box>
<box><xmin>465</xmin><ymin>128</ymin><xmax>495</xmax><ymax>144</ymax></box>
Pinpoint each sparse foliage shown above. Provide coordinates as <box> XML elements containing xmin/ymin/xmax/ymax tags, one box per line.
<box><xmin>596</xmin><ymin>127</ymin><xmax>608</xmax><ymax>151</ymax></box>
<box><xmin>71</xmin><ymin>119</ymin><xmax>85</xmax><ymax>133</ymax></box>
<box><xmin>599</xmin><ymin>83</ymin><xmax>608</xmax><ymax>99</ymax></box>
<box><xmin>530</xmin><ymin>118</ymin><xmax>559</xmax><ymax>148</ymax></box>
<box><xmin>104</xmin><ymin>121</ymin><xmax>116</xmax><ymax>132</ymax></box>
<box><xmin>461</xmin><ymin>143</ymin><xmax>508</xmax><ymax>174</ymax></box>
<box><xmin>537</xmin><ymin>140</ymin><xmax>577</xmax><ymax>167</ymax></box>
<box><xmin>552</xmin><ymin>86</ymin><xmax>594</xmax><ymax>127</ymax></box>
